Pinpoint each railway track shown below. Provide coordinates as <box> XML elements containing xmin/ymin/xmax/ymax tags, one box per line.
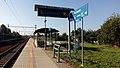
<box><xmin>0</xmin><ymin>37</ymin><xmax>29</xmax><ymax>68</ymax></box>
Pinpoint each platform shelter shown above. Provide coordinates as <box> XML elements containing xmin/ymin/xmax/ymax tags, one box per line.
<box><xmin>34</xmin><ymin>28</ymin><xmax>59</xmax><ymax>47</ymax></box>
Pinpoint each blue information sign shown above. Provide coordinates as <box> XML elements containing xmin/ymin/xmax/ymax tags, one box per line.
<box><xmin>72</xmin><ymin>3</ymin><xmax>88</xmax><ymax>22</ymax></box>
<box><xmin>49</xmin><ymin>28</ymin><xmax>51</xmax><ymax>32</ymax></box>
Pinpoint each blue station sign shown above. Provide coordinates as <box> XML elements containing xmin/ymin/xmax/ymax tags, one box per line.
<box><xmin>72</xmin><ymin>3</ymin><xmax>88</xmax><ymax>22</ymax></box>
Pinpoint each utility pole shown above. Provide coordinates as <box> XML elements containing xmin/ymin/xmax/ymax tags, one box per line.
<box><xmin>35</xmin><ymin>25</ymin><xmax>37</xmax><ymax>30</ymax></box>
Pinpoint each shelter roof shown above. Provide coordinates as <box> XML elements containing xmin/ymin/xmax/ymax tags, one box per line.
<box><xmin>34</xmin><ymin>28</ymin><xmax>59</xmax><ymax>34</ymax></box>
<box><xmin>35</xmin><ymin>4</ymin><xmax>74</xmax><ymax>18</ymax></box>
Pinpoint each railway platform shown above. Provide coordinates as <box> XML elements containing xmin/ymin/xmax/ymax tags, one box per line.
<box><xmin>13</xmin><ymin>38</ymin><xmax>58</xmax><ymax>68</ymax></box>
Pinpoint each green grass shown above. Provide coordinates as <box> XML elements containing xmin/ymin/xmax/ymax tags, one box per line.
<box><xmin>61</xmin><ymin>42</ymin><xmax>120</xmax><ymax>68</ymax></box>
<box><xmin>47</xmin><ymin>46</ymin><xmax>53</xmax><ymax>51</ymax></box>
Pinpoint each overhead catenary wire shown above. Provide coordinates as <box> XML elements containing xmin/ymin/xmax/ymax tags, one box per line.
<box><xmin>8</xmin><ymin>25</ymin><xmax>37</xmax><ymax>35</ymax></box>
<box><xmin>4</xmin><ymin>0</ymin><xmax>37</xmax><ymax>35</ymax></box>
<box><xmin>9</xmin><ymin>0</ymin><xmax>19</xmax><ymax>18</ymax></box>
<box><xmin>4</xmin><ymin>0</ymin><xmax>21</xmax><ymax>24</ymax></box>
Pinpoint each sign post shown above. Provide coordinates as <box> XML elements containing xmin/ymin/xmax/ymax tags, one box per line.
<box><xmin>71</xmin><ymin>3</ymin><xmax>88</xmax><ymax>66</ymax></box>
<box><xmin>73</xmin><ymin>18</ymin><xmax>76</xmax><ymax>61</ymax></box>
<box><xmin>81</xmin><ymin>17</ymin><xmax>84</xmax><ymax>66</ymax></box>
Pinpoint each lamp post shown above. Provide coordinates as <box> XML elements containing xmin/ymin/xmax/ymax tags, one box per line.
<box><xmin>44</xmin><ymin>17</ymin><xmax>47</xmax><ymax>50</ymax></box>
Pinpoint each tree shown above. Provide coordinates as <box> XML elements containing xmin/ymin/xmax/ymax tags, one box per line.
<box><xmin>0</xmin><ymin>24</ymin><xmax>11</xmax><ymax>34</ymax></box>
<box><xmin>56</xmin><ymin>33</ymin><xmax>68</xmax><ymax>41</ymax></box>
<box><xmin>85</xmin><ymin>30</ymin><xmax>97</xmax><ymax>43</ymax></box>
<box><xmin>61</xmin><ymin>33</ymin><xmax>68</xmax><ymax>41</ymax></box>
<box><xmin>98</xmin><ymin>13</ymin><xmax>120</xmax><ymax>46</ymax></box>
<box><xmin>0</xmin><ymin>24</ymin><xmax>7</xmax><ymax>34</ymax></box>
<box><xmin>12</xmin><ymin>31</ymin><xmax>20</xmax><ymax>36</ymax></box>
<box><xmin>0</xmin><ymin>24</ymin><xmax>21</xmax><ymax>40</ymax></box>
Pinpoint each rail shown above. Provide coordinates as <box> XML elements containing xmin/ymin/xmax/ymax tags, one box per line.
<box><xmin>0</xmin><ymin>37</ymin><xmax>29</xmax><ymax>68</ymax></box>
<box><xmin>0</xmin><ymin>38</ymin><xmax>22</xmax><ymax>47</ymax></box>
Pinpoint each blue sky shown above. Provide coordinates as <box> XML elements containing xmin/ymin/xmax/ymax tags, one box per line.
<box><xmin>0</xmin><ymin>0</ymin><xmax>120</xmax><ymax>35</ymax></box>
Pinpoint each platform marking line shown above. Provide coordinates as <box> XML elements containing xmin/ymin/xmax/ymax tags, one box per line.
<box><xmin>29</xmin><ymin>41</ymin><xmax>33</xmax><ymax>68</ymax></box>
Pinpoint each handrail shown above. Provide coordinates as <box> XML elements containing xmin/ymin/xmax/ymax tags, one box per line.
<box><xmin>53</xmin><ymin>44</ymin><xmax>61</xmax><ymax>63</ymax></box>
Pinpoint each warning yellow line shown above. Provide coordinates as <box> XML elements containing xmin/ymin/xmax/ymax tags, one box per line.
<box><xmin>29</xmin><ymin>43</ymin><xmax>33</xmax><ymax>68</ymax></box>
<box><xmin>30</xmin><ymin>52</ymin><xmax>33</xmax><ymax>58</ymax></box>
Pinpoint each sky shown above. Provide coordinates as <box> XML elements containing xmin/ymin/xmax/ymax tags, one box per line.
<box><xmin>0</xmin><ymin>0</ymin><xmax>120</xmax><ymax>35</ymax></box>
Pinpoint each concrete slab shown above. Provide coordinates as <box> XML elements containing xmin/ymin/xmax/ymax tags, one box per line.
<box><xmin>13</xmin><ymin>38</ymin><xmax>58</xmax><ymax>68</ymax></box>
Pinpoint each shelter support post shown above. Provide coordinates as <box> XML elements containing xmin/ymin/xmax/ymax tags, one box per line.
<box><xmin>68</xmin><ymin>16</ymin><xmax>71</xmax><ymax>59</ymax></box>
<box><xmin>55</xmin><ymin>32</ymin><xmax>57</xmax><ymax>44</ymax></box>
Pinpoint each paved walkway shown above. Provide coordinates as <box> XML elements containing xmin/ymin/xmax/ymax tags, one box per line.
<box><xmin>13</xmin><ymin>38</ymin><xmax>58</xmax><ymax>68</ymax></box>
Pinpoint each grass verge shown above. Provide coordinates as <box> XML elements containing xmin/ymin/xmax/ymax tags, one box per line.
<box><xmin>61</xmin><ymin>42</ymin><xmax>120</xmax><ymax>68</ymax></box>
